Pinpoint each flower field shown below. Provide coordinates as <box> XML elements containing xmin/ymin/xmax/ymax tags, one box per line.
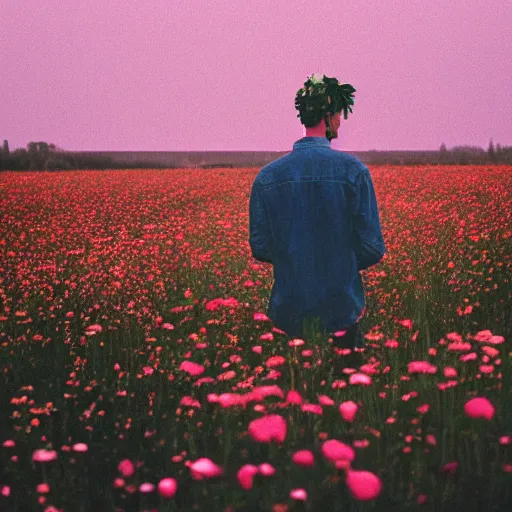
<box><xmin>0</xmin><ymin>165</ymin><xmax>511</xmax><ymax>511</ymax></box>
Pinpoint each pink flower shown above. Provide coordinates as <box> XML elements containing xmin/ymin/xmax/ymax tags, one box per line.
<box><xmin>254</xmin><ymin>312</ymin><xmax>270</xmax><ymax>321</ymax></box>
<box><xmin>158</xmin><ymin>477</ymin><xmax>178</xmax><ymax>498</ymax></box>
<box><xmin>417</xmin><ymin>494</ymin><xmax>428</xmax><ymax>505</ymax></box>
<box><xmin>346</xmin><ymin>469</ymin><xmax>382</xmax><ymax>501</ymax></box>
<box><xmin>321</xmin><ymin>440</ymin><xmax>355</xmax><ymax>462</ymax></box>
<box><xmin>252</xmin><ymin>345</ymin><xmax>263</xmax><ymax>354</ymax></box>
<box><xmin>258</xmin><ymin>463</ymin><xmax>276</xmax><ymax>476</ymax></box>
<box><xmin>408</xmin><ymin>361</ymin><xmax>437</xmax><ymax>374</ymax></box>
<box><xmin>265</xmin><ymin>355</ymin><xmax>286</xmax><ymax>368</ymax></box>
<box><xmin>301</xmin><ymin>403</ymin><xmax>323</xmax><ymax>415</ymax></box>
<box><xmin>248</xmin><ymin>414</ymin><xmax>287</xmax><ymax>444</ymax></box>
<box><xmin>179</xmin><ymin>361</ymin><xmax>205</xmax><ymax>376</ymax></box>
<box><xmin>292</xmin><ymin>450</ymin><xmax>314</xmax><ymax>467</ymax></box>
<box><xmin>318</xmin><ymin>394</ymin><xmax>335</xmax><ymax>406</ymax></box>
<box><xmin>481</xmin><ymin>346</ymin><xmax>499</xmax><ymax>358</ymax></box>
<box><xmin>189</xmin><ymin>458</ymin><xmax>224</xmax><ymax>479</ymax></box>
<box><xmin>473</xmin><ymin>330</ymin><xmax>493</xmax><ymax>342</ymax></box>
<box><xmin>444</xmin><ymin>367</ymin><xmax>458</xmax><ymax>378</ymax></box>
<box><xmin>417</xmin><ymin>404</ymin><xmax>430</xmax><ymax>414</ymax></box>
<box><xmin>349</xmin><ymin>373</ymin><xmax>372</xmax><ymax>385</ymax></box>
<box><xmin>464</xmin><ymin>397</ymin><xmax>495</xmax><ymax>420</ymax></box>
<box><xmin>118</xmin><ymin>459</ymin><xmax>135</xmax><ymax>478</ymax></box>
<box><xmin>237</xmin><ymin>464</ymin><xmax>259</xmax><ymax>490</ymax></box>
<box><xmin>180</xmin><ymin>396</ymin><xmax>201</xmax><ymax>408</ymax></box>
<box><xmin>139</xmin><ymin>482</ymin><xmax>155</xmax><ymax>493</ymax></box>
<box><xmin>37</xmin><ymin>483</ymin><xmax>50</xmax><ymax>494</ymax></box>
<box><xmin>249</xmin><ymin>385</ymin><xmax>285</xmax><ymax>402</ymax></box>
<box><xmin>425</xmin><ymin>434</ymin><xmax>436</xmax><ymax>446</ymax></box>
<box><xmin>339</xmin><ymin>401</ymin><xmax>358</xmax><ymax>422</ymax></box>
<box><xmin>286</xmin><ymin>390</ymin><xmax>303</xmax><ymax>404</ymax></box>
<box><xmin>32</xmin><ymin>449</ymin><xmax>58</xmax><ymax>462</ymax></box>
<box><xmin>447</xmin><ymin>342</ymin><xmax>472</xmax><ymax>351</ymax></box>
<box><xmin>86</xmin><ymin>324</ymin><xmax>102</xmax><ymax>333</ymax></box>
<box><xmin>72</xmin><ymin>443</ymin><xmax>88</xmax><ymax>452</ymax></box>
<box><xmin>290</xmin><ymin>488</ymin><xmax>307</xmax><ymax>501</ymax></box>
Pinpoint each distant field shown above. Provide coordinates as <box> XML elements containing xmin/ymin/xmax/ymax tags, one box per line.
<box><xmin>0</xmin><ymin>165</ymin><xmax>511</xmax><ymax>511</ymax></box>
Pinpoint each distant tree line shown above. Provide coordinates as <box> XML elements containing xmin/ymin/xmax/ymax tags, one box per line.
<box><xmin>1</xmin><ymin>139</ymin><xmax>511</xmax><ymax>171</ymax></box>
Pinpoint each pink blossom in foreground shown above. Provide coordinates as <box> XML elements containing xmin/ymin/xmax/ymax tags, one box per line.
<box><xmin>464</xmin><ymin>397</ymin><xmax>495</xmax><ymax>420</ymax></box>
<box><xmin>318</xmin><ymin>394</ymin><xmax>335</xmax><ymax>406</ymax></box>
<box><xmin>444</xmin><ymin>367</ymin><xmax>458</xmax><ymax>378</ymax></box>
<box><xmin>188</xmin><ymin>458</ymin><xmax>224</xmax><ymax>480</ymax></box>
<box><xmin>237</xmin><ymin>464</ymin><xmax>259</xmax><ymax>490</ymax></box>
<box><xmin>158</xmin><ymin>478</ymin><xmax>178</xmax><ymax>498</ymax></box>
<box><xmin>349</xmin><ymin>373</ymin><xmax>372</xmax><ymax>385</ymax></box>
<box><xmin>1</xmin><ymin>486</ymin><xmax>10</xmax><ymax>497</ymax></box>
<box><xmin>292</xmin><ymin>450</ymin><xmax>315</xmax><ymax>467</ymax></box>
<box><xmin>290</xmin><ymin>488</ymin><xmax>307</xmax><ymax>500</ymax></box>
<box><xmin>408</xmin><ymin>361</ymin><xmax>437</xmax><ymax>374</ymax></box>
<box><xmin>32</xmin><ymin>449</ymin><xmax>58</xmax><ymax>462</ymax></box>
<box><xmin>72</xmin><ymin>443</ymin><xmax>88</xmax><ymax>452</ymax></box>
<box><xmin>473</xmin><ymin>330</ymin><xmax>504</xmax><ymax>344</ymax></box>
<box><xmin>321</xmin><ymin>440</ymin><xmax>355</xmax><ymax>462</ymax></box>
<box><xmin>139</xmin><ymin>482</ymin><xmax>155</xmax><ymax>493</ymax></box>
<box><xmin>258</xmin><ymin>463</ymin><xmax>276</xmax><ymax>476</ymax></box>
<box><xmin>301</xmin><ymin>403</ymin><xmax>323</xmax><ymax>415</ymax></box>
<box><xmin>85</xmin><ymin>324</ymin><xmax>102</xmax><ymax>333</ymax></box>
<box><xmin>265</xmin><ymin>355</ymin><xmax>286</xmax><ymax>368</ymax></box>
<box><xmin>37</xmin><ymin>483</ymin><xmax>50</xmax><ymax>494</ymax></box>
<box><xmin>180</xmin><ymin>396</ymin><xmax>201</xmax><ymax>408</ymax></box>
<box><xmin>118</xmin><ymin>459</ymin><xmax>135</xmax><ymax>478</ymax></box>
<box><xmin>447</xmin><ymin>341</ymin><xmax>472</xmax><ymax>351</ymax></box>
<box><xmin>286</xmin><ymin>390</ymin><xmax>303</xmax><ymax>404</ymax></box>
<box><xmin>339</xmin><ymin>401</ymin><xmax>359</xmax><ymax>422</ymax></box>
<box><xmin>417</xmin><ymin>404</ymin><xmax>430</xmax><ymax>414</ymax></box>
<box><xmin>248</xmin><ymin>414</ymin><xmax>287</xmax><ymax>444</ymax></box>
<box><xmin>346</xmin><ymin>469</ymin><xmax>383</xmax><ymax>501</ymax></box>
<box><xmin>179</xmin><ymin>361</ymin><xmax>205</xmax><ymax>376</ymax></box>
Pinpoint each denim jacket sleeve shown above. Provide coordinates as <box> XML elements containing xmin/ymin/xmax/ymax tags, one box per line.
<box><xmin>249</xmin><ymin>179</ymin><xmax>273</xmax><ymax>263</ymax></box>
<box><xmin>352</xmin><ymin>166</ymin><xmax>386</xmax><ymax>271</ymax></box>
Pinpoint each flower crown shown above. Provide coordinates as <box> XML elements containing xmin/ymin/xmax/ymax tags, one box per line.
<box><xmin>294</xmin><ymin>73</ymin><xmax>356</xmax><ymax>127</ymax></box>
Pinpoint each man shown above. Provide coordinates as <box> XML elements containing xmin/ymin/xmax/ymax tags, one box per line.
<box><xmin>249</xmin><ymin>73</ymin><xmax>386</xmax><ymax>363</ymax></box>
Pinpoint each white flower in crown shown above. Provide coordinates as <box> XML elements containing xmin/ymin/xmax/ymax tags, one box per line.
<box><xmin>309</xmin><ymin>73</ymin><xmax>325</xmax><ymax>84</ymax></box>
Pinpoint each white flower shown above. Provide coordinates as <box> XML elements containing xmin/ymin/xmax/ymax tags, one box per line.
<box><xmin>308</xmin><ymin>73</ymin><xmax>324</xmax><ymax>84</ymax></box>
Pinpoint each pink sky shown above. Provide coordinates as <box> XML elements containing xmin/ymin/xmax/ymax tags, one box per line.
<box><xmin>1</xmin><ymin>0</ymin><xmax>511</xmax><ymax>152</ymax></box>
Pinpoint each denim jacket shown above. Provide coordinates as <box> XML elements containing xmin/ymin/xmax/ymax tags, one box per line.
<box><xmin>249</xmin><ymin>136</ymin><xmax>386</xmax><ymax>338</ymax></box>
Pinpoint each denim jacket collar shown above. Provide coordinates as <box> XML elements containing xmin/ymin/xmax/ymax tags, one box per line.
<box><xmin>293</xmin><ymin>136</ymin><xmax>331</xmax><ymax>150</ymax></box>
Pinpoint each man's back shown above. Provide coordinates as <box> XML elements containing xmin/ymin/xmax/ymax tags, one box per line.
<box><xmin>249</xmin><ymin>136</ymin><xmax>386</xmax><ymax>339</ymax></box>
